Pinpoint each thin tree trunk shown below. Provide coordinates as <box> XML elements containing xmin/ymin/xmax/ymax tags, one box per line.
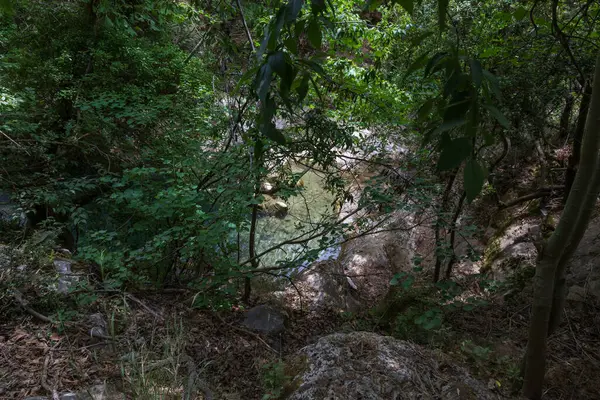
<box><xmin>433</xmin><ymin>170</ymin><xmax>458</xmax><ymax>282</ymax></box>
<box><xmin>559</xmin><ymin>93</ymin><xmax>574</xmax><ymax>141</ymax></box>
<box><xmin>564</xmin><ymin>82</ymin><xmax>591</xmax><ymax>204</ymax></box>
<box><xmin>236</xmin><ymin>0</ymin><xmax>255</xmax><ymax>52</ymax></box>
<box><xmin>445</xmin><ymin>191</ymin><xmax>466</xmax><ymax>279</ymax></box>
<box><xmin>243</xmin><ymin>202</ymin><xmax>259</xmax><ymax>303</ymax></box>
<box><xmin>523</xmin><ymin>54</ymin><xmax>600</xmax><ymax>400</ymax></box>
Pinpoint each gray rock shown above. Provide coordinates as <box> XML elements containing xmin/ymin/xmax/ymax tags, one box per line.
<box><xmin>0</xmin><ymin>191</ymin><xmax>26</xmax><ymax>227</ymax></box>
<box><xmin>54</xmin><ymin>259</ymin><xmax>73</xmax><ymax>274</ymax></box>
<box><xmin>284</xmin><ymin>260</ymin><xmax>362</xmax><ymax>312</ymax></box>
<box><xmin>242</xmin><ymin>305</ymin><xmax>287</xmax><ymax>335</ymax></box>
<box><xmin>53</xmin><ymin>259</ymin><xmax>83</xmax><ymax>294</ymax></box>
<box><xmin>288</xmin><ymin>332</ymin><xmax>503</xmax><ymax>400</ymax></box>
<box><xmin>260</xmin><ymin>181</ymin><xmax>276</xmax><ymax>194</ymax></box>
<box><xmin>88</xmin><ymin>313</ymin><xmax>108</xmax><ymax>337</ymax></box>
<box><xmin>258</xmin><ymin>195</ymin><xmax>289</xmax><ymax>218</ymax></box>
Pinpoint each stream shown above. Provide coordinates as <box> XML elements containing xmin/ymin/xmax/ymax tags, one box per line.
<box><xmin>255</xmin><ymin>168</ymin><xmax>341</xmax><ymax>270</ymax></box>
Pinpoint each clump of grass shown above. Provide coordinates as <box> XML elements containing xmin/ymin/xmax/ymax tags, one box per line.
<box><xmin>119</xmin><ymin>316</ymin><xmax>208</xmax><ymax>399</ymax></box>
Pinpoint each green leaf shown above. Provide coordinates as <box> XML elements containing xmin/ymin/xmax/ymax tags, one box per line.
<box><xmin>396</xmin><ymin>0</ymin><xmax>413</xmax><ymax>15</ymax></box>
<box><xmin>234</xmin><ymin>66</ymin><xmax>259</xmax><ymax>94</ymax></box>
<box><xmin>390</xmin><ymin>272</ymin><xmax>406</xmax><ymax>286</ymax></box>
<box><xmin>465</xmin><ymin>100</ymin><xmax>479</xmax><ymax>137</ymax></box>
<box><xmin>402</xmin><ymin>274</ymin><xmax>415</xmax><ymax>289</ymax></box>
<box><xmin>410</xmin><ymin>31</ymin><xmax>433</xmax><ymax>46</ymax></box>
<box><xmin>257</xmin><ymin>63</ymin><xmax>273</xmax><ymax>102</ymax></box>
<box><xmin>434</xmin><ymin>118</ymin><xmax>467</xmax><ymax>135</ymax></box>
<box><xmin>514</xmin><ymin>6</ymin><xmax>527</xmax><ymax>21</ymax></box>
<box><xmin>311</xmin><ymin>0</ymin><xmax>326</xmax><ymax>14</ymax></box>
<box><xmin>417</xmin><ymin>99</ymin><xmax>435</xmax><ymax>122</ymax></box>
<box><xmin>469</xmin><ymin>59</ymin><xmax>482</xmax><ymax>88</ymax></box>
<box><xmin>284</xmin><ymin>37</ymin><xmax>298</xmax><ymax>54</ymax></box>
<box><xmin>286</xmin><ymin>0</ymin><xmax>304</xmax><ymax>22</ymax></box>
<box><xmin>423</xmin><ymin>315</ymin><xmax>442</xmax><ymax>330</ymax></box>
<box><xmin>307</xmin><ymin>19</ymin><xmax>322</xmax><ymax>48</ymax></box>
<box><xmin>443</xmin><ymin>92</ymin><xmax>471</xmax><ymax>122</ymax></box>
<box><xmin>482</xmin><ymin>69</ymin><xmax>502</xmax><ymax>99</ymax></box>
<box><xmin>268</xmin><ymin>51</ymin><xmax>287</xmax><ymax>78</ymax></box>
<box><xmin>294</xmin><ymin>19</ymin><xmax>306</xmax><ymax>39</ymax></box>
<box><xmin>483</xmin><ymin>104</ymin><xmax>510</xmax><ymax>129</ymax></box>
<box><xmin>264</xmin><ymin>122</ymin><xmax>286</xmax><ymax>145</ymax></box>
<box><xmin>0</xmin><ymin>0</ymin><xmax>14</xmax><ymax>15</ymax></box>
<box><xmin>303</xmin><ymin>59</ymin><xmax>325</xmax><ymax>75</ymax></box>
<box><xmin>424</xmin><ymin>52</ymin><xmax>448</xmax><ymax>78</ymax></box>
<box><xmin>437</xmin><ymin>137</ymin><xmax>472</xmax><ymax>171</ymax></box>
<box><xmin>404</xmin><ymin>52</ymin><xmax>429</xmax><ymax>79</ymax></box>
<box><xmin>267</xmin><ymin>7</ymin><xmax>286</xmax><ymax>50</ymax></box>
<box><xmin>297</xmin><ymin>73</ymin><xmax>310</xmax><ymax>102</ymax></box>
<box><xmin>464</xmin><ymin>159</ymin><xmax>486</xmax><ymax>202</ymax></box>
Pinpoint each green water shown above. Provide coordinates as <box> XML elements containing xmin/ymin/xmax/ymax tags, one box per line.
<box><xmin>256</xmin><ymin>168</ymin><xmax>339</xmax><ymax>268</ymax></box>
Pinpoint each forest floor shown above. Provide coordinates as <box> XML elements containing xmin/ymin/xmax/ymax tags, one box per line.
<box><xmin>1</xmin><ymin>279</ymin><xmax>600</xmax><ymax>399</ymax></box>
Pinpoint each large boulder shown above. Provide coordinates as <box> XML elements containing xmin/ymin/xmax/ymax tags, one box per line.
<box><xmin>288</xmin><ymin>332</ymin><xmax>504</xmax><ymax>400</ymax></box>
<box><xmin>483</xmin><ymin>223</ymin><xmax>540</xmax><ymax>280</ymax></box>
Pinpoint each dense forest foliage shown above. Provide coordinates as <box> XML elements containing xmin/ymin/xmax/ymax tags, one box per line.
<box><xmin>1</xmin><ymin>0</ymin><xmax>599</xmax><ymax>399</ymax></box>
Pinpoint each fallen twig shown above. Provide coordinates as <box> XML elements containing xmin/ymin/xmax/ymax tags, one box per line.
<box><xmin>124</xmin><ymin>293</ymin><xmax>164</xmax><ymax>322</ymax></box>
<box><xmin>498</xmin><ymin>186</ymin><xmax>564</xmax><ymax>209</ymax></box>
<box><xmin>12</xmin><ymin>289</ymin><xmax>55</xmax><ymax>324</ymax></box>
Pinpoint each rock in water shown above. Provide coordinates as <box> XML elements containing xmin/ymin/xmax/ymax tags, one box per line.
<box><xmin>242</xmin><ymin>305</ymin><xmax>287</xmax><ymax>335</ymax></box>
<box><xmin>258</xmin><ymin>195</ymin><xmax>289</xmax><ymax>218</ymax></box>
<box><xmin>260</xmin><ymin>181</ymin><xmax>275</xmax><ymax>194</ymax></box>
<box><xmin>288</xmin><ymin>332</ymin><xmax>503</xmax><ymax>400</ymax></box>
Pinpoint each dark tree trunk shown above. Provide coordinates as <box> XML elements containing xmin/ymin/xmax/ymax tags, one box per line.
<box><xmin>558</xmin><ymin>94</ymin><xmax>574</xmax><ymax>141</ymax></box>
<box><xmin>433</xmin><ymin>170</ymin><xmax>457</xmax><ymax>282</ymax></box>
<box><xmin>445</xmin><ymin>191</ymin><xmax>466</xmax><ymax>279</ymax></box>
<box><xmin>564</xmin><ymin>83</ymin><xmax>592</xmax><ymax>204</ymax></box>
<box><xmin>523</xmin><ymin>55</ymin><xmax>600</xmax><ymax>400</ymax></box>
